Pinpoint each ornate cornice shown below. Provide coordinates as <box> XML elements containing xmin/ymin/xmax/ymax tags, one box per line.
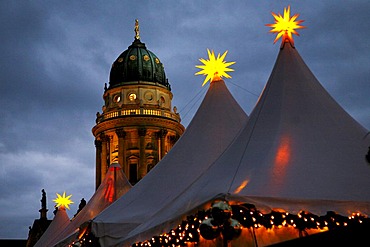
<box><xmin>92</xmin><ymin>116</ymin><xmax>184</xmax><ymax>137</ymax></box>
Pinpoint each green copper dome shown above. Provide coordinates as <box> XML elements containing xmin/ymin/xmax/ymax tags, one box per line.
<box><xmin>109</xmin><ymin>38</ymin><xmax>171</xmax><ymax>90</ymax></box>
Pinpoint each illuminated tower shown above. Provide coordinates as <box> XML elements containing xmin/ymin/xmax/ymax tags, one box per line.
<box><xmin>92</xmin><ymin>20</ymin><xmax>185</xmax><ymax>188</ymax></box>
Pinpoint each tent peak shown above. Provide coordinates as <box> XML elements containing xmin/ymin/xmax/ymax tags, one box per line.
<box><xmin>280</xmin><ymin>37</ymin><xmax>295</xmax><ymax>49</ymax></box>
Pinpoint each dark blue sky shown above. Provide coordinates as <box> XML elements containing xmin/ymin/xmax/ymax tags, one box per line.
<box><xmin>0</xmin><ymin>0</ymin><xmax>369</xmax><ymax>239</ymax></box>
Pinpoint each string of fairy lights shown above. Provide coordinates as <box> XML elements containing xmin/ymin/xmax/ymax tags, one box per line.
<box><xmin>76</xmin><ymin>200</ymin><xmax>369</xmax><ymax>247</ymax></box>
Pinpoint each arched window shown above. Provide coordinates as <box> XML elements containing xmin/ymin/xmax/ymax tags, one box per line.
<box><xmin>129</xmin><ymin>163</ymin><xmax>138</xmax><ymax>185</ymax></box>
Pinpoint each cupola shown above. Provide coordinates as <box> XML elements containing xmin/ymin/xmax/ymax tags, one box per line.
<box><xmin>109</xmin><ymin>20</ymin><xmax>170</xmax><ymax>90</ymax></box>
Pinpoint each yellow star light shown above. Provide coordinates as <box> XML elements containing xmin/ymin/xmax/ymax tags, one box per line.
<box><xmin>53</xmin><ymin>191</ymin><xmax>74</xmax><ymax>210</ymax></box>
<box><xmin>266</xmin><ymin>5</ymin><xmax>305</xmax><ymax>44</ymax></box>
<box><xmin>195</xmin><ymin>49</ymin><xmax>235</xmax><ymax>87</ymax></box>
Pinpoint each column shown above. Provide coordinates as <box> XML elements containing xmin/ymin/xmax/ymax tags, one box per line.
<box><xmin>155</xmin><ymin>132</ymin><xmax>161</xmax><ymax>164</ymax></box>
<box><xmin>100</xmin><ymin>134</ymin><xmax>110</xmax><ymax>182</ymax></box>
<box><xmin>116</xmin><ymin>128</ymin><xmax>127</xmax><ymax>174</ymax></box>
<box><xmin>159</xmin><ymin>129</ymin><xmax>168</xmax><ymax>160</ymax></box>
<box><xmin>94</xmin><ymin>139</ymin><xmax>102</xmax><ymax>190</ymax></box>
<box><xmin>138</xmin><ymin>127</ymin><xmax>146</xmax><ymax>180</ymax></box>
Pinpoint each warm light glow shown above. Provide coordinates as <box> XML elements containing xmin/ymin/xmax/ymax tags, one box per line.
<box><xmin>234</xmin><ymin>180</ymin><xmax>249</xmax><ymax>194</ymax></box>
<box><xmin>266</xmin><ymin>5</ymin><xmax>305</xmax><ymax>44</ymax></box>
<box><xmin>269</xmin><ymin>135</ymin><xmax>292</xmax><ymax>193</ymax></box>
<box><xmin>104</xmin><ymin>178</ymin><xmax>115</xmax><ymax>203</ymax></box>
<box><xmin>274</xmin><ymin>136</ymin><xmax>291</xmax><ymax>166</ymax></box>
<box><xmin>53</xmin><ymin>191</ymin><xmax>74</xmax><ymax>210</ymax></box>
<box><xmin>195</xmin><ymin>49</ymin><xmax>235</xmax><ymax>86</ymax></box>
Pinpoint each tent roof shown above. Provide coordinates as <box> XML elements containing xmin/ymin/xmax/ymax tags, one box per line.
<box><xmin>51</xmin><ymin>162</ymin><xmax>132</xmax><ymax>246</ymax></box>
<box><xmin>115</xmin><ymin>41</ymin><xmax>370</xmax><ymax>246</ymax></box>
<box><xmin>33</xmin><ymin>207</ymin><xmax>70</xmax><ymax>247</ymax></box>
<box><xmin>91</xmin><ymin>79</ymin><xmax>248</xmax><ymax>246</ymax></box>
<box><xmin>227</xmin><ymin>42</ymin><xmax>370</xmax><ymax>202</ymax></box>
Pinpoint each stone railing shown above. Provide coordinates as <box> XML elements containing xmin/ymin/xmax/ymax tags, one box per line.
<box><xmin>96</xmin><ymin>107</ymin><xmax>181</xmax><ymax>123</ymax></box>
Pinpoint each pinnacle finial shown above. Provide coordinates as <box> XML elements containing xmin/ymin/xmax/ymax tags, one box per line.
<box><xmin>134</xmin><ymin>19</ymin><xmax>140</xmax><ymax>40</ymax></box>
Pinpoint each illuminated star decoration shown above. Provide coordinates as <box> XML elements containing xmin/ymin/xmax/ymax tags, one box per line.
<box><xmin>53</xmin><ymin>191</ymin><xmax>74</xmax><ymax>210</ymax></box>
<box><xmin>195</xmin><ymin>49</ymin><xmax>235</xmax><ymax>87</ymax></box>
<box><xmin>266</xmin><ymin>5</ymin><xmax>305</xmax><ymax>45</ymax></box>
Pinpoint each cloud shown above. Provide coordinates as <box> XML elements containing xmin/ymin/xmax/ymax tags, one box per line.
<box><xmin>0</xmin><ymin>150</ymin><xmax>94</xmax><ymax>238</ymax></box>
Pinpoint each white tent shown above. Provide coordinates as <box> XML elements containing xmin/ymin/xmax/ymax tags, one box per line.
<box><xmin>100</xmin><ymin>40</ymin><xmax>370</xmax><ymax>246</ymax></box>
<box><xmin>91</xmin><ymin>79</ymin><xmax>249</xmax><ymax>246</ymax></box>
<box><xmin>50</xmin><ymin>162</ymin><xmax>132</xmax><ymax>247</ymax></box>
<box><xmin>34</xmin><ymin>207</ymin><xmax>70</xmax><ymax>247</ymax></box>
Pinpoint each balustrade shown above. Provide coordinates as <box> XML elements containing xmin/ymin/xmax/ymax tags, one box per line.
<box><xmin>96</xmin><ymin>107</ymin><xmax>181</xmax><ymax>123</ymax></box>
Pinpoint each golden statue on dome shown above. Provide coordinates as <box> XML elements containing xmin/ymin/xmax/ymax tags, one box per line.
<box><xmin>134</xmin><ymin>19</ymin><xmax>140</xmax><ymax>40</ymax></box>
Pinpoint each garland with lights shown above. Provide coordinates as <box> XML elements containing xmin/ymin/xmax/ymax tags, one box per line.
<box><xmin>77</xmin><ymin>201</ymin><xmax>370</xmax><ymax>247</ymax></box>
<box><xmin>126</xmin><ymin>201</ymin><xmax>368</xmax><ymax>247</ymax></box>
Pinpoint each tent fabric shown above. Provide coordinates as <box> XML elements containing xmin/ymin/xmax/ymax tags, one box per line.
<box><xmin>110</xmin><ymin>41</ymin><xmax>370</xmax><ymax>246</ymax></box>
<box><xmin>91</xmin><ymin>79</ymin><xmax>249</xmax><ymax>246</ymax></box>
<box><xmin>34</xmin><ymin>207</ymin><xmax>70</xmax><ymax>247</ymax></box>
<box><xmin>50</xmin><ymin>162</ymin><xmax>132</xmax><ymax>247</ymax></box>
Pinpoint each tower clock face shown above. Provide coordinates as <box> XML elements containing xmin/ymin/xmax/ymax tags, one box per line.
<box><xmin>128</xmin><ymin>93</ymin><xmax>137</xmax><ymax>101</ymax></box>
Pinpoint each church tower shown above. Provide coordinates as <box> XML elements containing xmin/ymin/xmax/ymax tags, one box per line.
<box><xmin>92</xmin><ymin>20</ymin><xmax>185</xmax><ymax>188</ymax></box>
